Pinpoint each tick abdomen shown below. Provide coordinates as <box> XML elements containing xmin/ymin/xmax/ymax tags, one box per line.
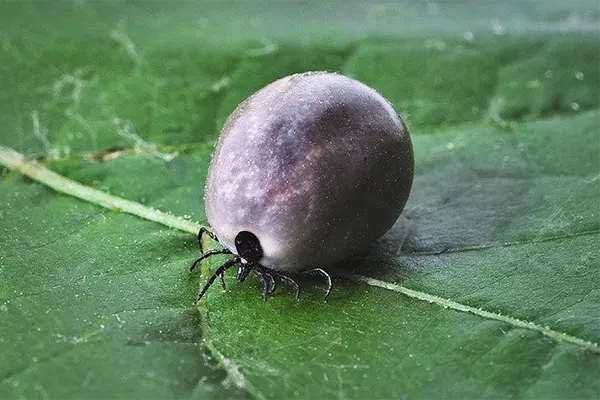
<box><xmin>205</xmin><ymin>72</ymin><xmax>413</xmax><ymax>272</ymax></box>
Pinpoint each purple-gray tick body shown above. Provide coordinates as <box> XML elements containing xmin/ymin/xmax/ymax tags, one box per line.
<box><xmin>191</xmin><ymin>71</ymin><xmax>414</xmax><ymax>301</ymax></box>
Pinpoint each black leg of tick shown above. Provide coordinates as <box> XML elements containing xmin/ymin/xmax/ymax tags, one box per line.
<box><xmin>305</xmin><ymin>268</ymin><xmax>333</xmax><ymax>300</ymax></box>
<box><xmin>265</xmin><ymin>272</ymin><xmax>276</xmax><ymax>295</ymax></box>
<box><xmin>196</xmin><ymin>256</ymin><xmax>241</xmax><ymax>302</ymax></box>
<box><xmin>277</xmin><ymin>274</ymin><xmax>301</xmax><ymax>300</ymax></box>
<box><xmin>253</xmin><ymin>270</ymin><xmax>275</xmax><ymax>301</ymax></box>
<box><xmin>253</xmin><ymin>266</ymin><xmax>297</xmax><ymax>300</ymax></box>
<box><xmin>254</xmin><ymin>266</ymin><xmax>276</xmax><ymax>295</ymax></box>
<box><xmin>197</xmin><ymin>227</ymin><xmax>219</xmax><ymax>253</ymax></box>
<box><xmin>255</xmin><ymin>270</ymin><xmax>276</xmax><ymax>295</ymax></box>
<box><xmin>190</xmin><ymin>248</ymin><xmax>232</xmax><ymax>272</ymax></box>
<box><xmin>217</xmin><ymin>271</ymin><xmax>226</xmax><ymax>289</ymax></box>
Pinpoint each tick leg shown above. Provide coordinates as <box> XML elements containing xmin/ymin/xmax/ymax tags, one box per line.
<box><xmin>218</xmin><ymin>272</ymin><xmax>226</xmax><ymax>290</ymax></box>
<box><xmin>277</xmin><ymin>274</ymin><xmax>300</xmax><ymax>300</ymax></box>
<box><xmin>197</xmin><ymin>227</ymin><xmax>219</xmax><ymax>252</ymax></box>
<box><xmin>264</xmin><ymin>272</ymin><xmax>276</xmax><ymax>295</ymax></box>
<box><xmin>190</xmin><ymin>248</ymin><xmax>232</xmax><ymax>272</ymax></box>
<box><xmin>253</xmin><ymin>270</ymin><xmax>272</xmax><ymax>301</ymax></box>
<box><xmin>196</xmin><ymin>257</ymin><xmax>240</xmax><ymax>302</ymax></box>
<box><xmin>305</xmin><ymin>267</ymin><xmax>333</xmax><ymax>300</ymax></box>
<box><xmin>255</xmin><ymin>266</ymin><xmax>276</xmax><ymax>295</ymax></box>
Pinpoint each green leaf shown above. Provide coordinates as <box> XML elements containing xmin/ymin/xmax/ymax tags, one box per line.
<box><xmin>1</xmin><ymin>1</ymin><xmax>599</xmax><ymax>399</ymax></box>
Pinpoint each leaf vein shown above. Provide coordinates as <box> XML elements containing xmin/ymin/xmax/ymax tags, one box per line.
<box><xmin>332</xmin><ymin>268</ymin><xmax>600</xmax><ymax>354</ymax></box>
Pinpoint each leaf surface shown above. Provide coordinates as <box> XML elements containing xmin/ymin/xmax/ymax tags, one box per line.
<box><xmin>0</xmin><ymin>1</ymin><xmax>598</xmax><ymax>399</ymax></box>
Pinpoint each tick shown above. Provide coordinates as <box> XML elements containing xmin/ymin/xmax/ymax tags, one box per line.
<box><xmin>191</xmin><ymin>71</ymin><xmax>414</xmax><ymax>302</ymax></box>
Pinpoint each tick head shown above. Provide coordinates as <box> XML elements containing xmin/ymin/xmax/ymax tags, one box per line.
<box><xmin>234</xmin><ymin>231</ymin><xmax>263</xmax><ymax>264</ymax></box>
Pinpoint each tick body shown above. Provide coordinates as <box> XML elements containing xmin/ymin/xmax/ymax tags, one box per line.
<box><xmin>193</xmin><ymin>71</ymin><xmax>414</xmax><ymax>301</ymax></box>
